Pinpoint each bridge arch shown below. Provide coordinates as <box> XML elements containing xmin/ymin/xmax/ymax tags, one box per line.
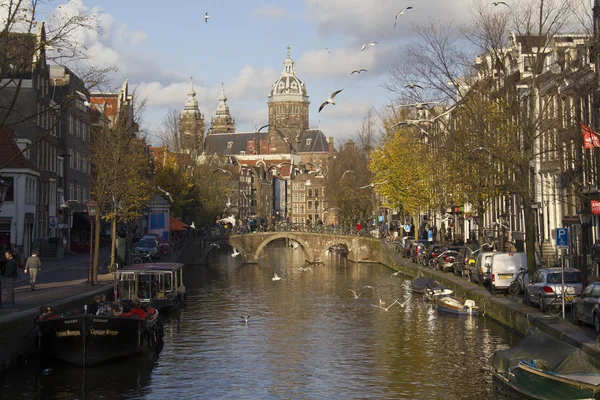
<box><xmin>254</xmin><ymin>233</ymin><xmax>314</xmax><ymax>263</ymax></box>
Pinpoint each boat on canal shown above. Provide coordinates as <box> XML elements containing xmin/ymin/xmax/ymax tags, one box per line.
<box><xmin>410</xmin><ymin>276</ymin><xmax>438</xmax><ymax>294</ymax></box>
<box><xmin>36</xmin><ymin>305</ymin><xmax>163</xmax><ymax>367</ymax></box>
<box><xmin>492</xmin><ymin>328</ymin><xmax>600</xmax><ymax>399</ymax></box>
<box><xmin>435</xmin><ymin>296</ymin><xmax>478</xmax><ymax>315</ymax></box>
<box><xmin>115</xmin><ymin>262</ymin><xmax>187</xmax><ymax>312</ymax></box>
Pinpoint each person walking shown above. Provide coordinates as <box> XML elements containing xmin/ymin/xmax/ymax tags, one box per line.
<box><xmin>2</xmin><ymin>250</ymin><xmax>19</xmax><ymax>306</ymax></box>
<box><xmin>24</xmin><ymin>250</ymin><xmax>42</xmax><ymax>291</ymax></box>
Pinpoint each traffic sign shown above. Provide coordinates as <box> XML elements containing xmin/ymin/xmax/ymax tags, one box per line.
<box><xmin>427</xmin><ymin>229</ymin><xmax>433</xmax><ymax>242</ymax></box>
<box><xmin>404</xmin><ymin>224</ymin><xmax>411</xmax><ymax>233</ymax></box>
<box><xmin>556</xmin><ymin>228</ymin><xmax>569</xmax><ymax>247</ymax></box>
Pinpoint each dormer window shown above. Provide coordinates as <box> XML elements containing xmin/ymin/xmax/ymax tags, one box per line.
<box><xmin>227</xmin><ymin>141</ymin><xmax>233</xmax><ymax>149</ymax></box>
<box><xmin>306</xmin><ymin>138</ymin><xmax>312</xmax><ymax>146</ymax></box>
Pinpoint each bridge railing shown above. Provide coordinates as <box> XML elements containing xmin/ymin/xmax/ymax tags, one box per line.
<box><xmin>227</xmin><ymin>223</ymin><xmax>383</xmax><ymax>238</ymax></box>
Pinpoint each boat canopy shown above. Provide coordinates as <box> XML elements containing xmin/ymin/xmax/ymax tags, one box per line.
<box><xmin>492</xmin><ymin>328</ymin><xmax>600</xmax><ymax>376</ymax></box>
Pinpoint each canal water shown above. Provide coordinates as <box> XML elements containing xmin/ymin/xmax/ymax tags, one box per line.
<box><xmin>1</xmin><ymin>242</ymin><xmax>523</xmax><ymax>399</ymax></box>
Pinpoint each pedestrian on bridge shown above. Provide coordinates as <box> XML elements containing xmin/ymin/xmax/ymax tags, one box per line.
<box><xmin>24</xmin><ymin>250</ymin><xmax>42</xmax><ymax>291</ymax></box>
<box><xmin>2</xmin><ymin>250</ymin><xmax>19</xmax><ymax>306</ymax></box>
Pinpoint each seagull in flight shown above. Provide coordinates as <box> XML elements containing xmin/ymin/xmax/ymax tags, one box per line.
<box><xmin>372</xmin><ymin>299</ymin><xmax>400</xmax><ymax>311</ymax></box>
<box><xmin>361</xmin><ymin>41</ymin><xmax>377</xmax><ymax>51</ymax></box>
<box><xmin>359</xmin><ymin>181</ymin><xmax>387</xmax><ymax>189</ymax></box>
<box><xmin>299</xmin><ymin>266</ymin><xmax>313</xmax><ymax>272</ymax></box>
<box><xmin>204</xmin><ymin>12</ymin><xmax>210</xmax><ymax>23</ymax></box>
<box><xmin>272</xmin><ymin>272</ymin><xmax>284</xmax><ymax>281</ymax></box>
<box><xmin>391</xmin><ymin>121</ymin><xmax>430</xmax><ymax>136</ymax></box>
<box><xmin>231</xmin><ymin>247</ymin><xmax>241</xmax><ymax>257</ymax></box>
<box><xmin>351</xmin><ymin>69</ymin><xmax>368</xmax><ymax>75</ymax></box>
<box><xmin>362</xmin><ymin>285</ymin><xmax>375</xmax><ymax>291</ymax></box>
<box><xmin>318</xmin><ymin>89</ymin><xmax>343</xmax><ymax>113</ymax></box>
<box><xmin>492</xmin><ymin>1</ymin><xmax>509</xmax><ymax>6</ymax></box>
<box><xmin>252</xmin><ymin>121</ymin><xmax>269</xmax><ymax>132</ymax></box>
<box><xmin>190</xmin><ymin>221</ymin><xmax>196</xmax><ymax>230</ymax></box>
<box><xmin>397</xmin><ymin>294</ymin><xmax>413</xmax><ymax>308</ymax></box>
<box><xmin>209</xmin><ymin>243</ymin><xmax>220</xmax><ymax>250</ymax></box>
<box><xmin>388</xmin><ymin>101</ymin><xmax>440</xmax><ymax>110</ymax></box>
<box><xmin>341</xmin><ymin>170</ymin><xmax>356</xmax><ymax>180</ymax></box>
<box><xmin>409</xmin><ymin>105</ymin><xmax>457</xmax><ymax>123</ymax></box>
<box><xmin>348</xmin><ymin>289</ymin><xmax>363</xmax><ymax>299</ymax></box>
<box><xmin>218</xmin><ymin>215</ymin><xmax>236</xmax><ymax>226</ymax></box>
<box><xmin>405</xmin><ymin>83</ymin><xmax>423</xmax><ymax>90</ymax></box>
<box><xmin>157</xmin><ymin>186</ymin><xmax>174</xmax><ymax>202</ymax></box>
<box><xmin>214</xmin><ymin>168</ymin><xmax>233</xmax><ymax>177</ymax></box>
<box><xmin>241</xmin><ymin>315</ymin><xmax>250</xmax><ymax>324</ymax></box>
<box><xmin>225</xmin><ymin>196</ymin><xmax>232</xmax><ymax>208</ymax></box>
<box><xmin>325</xmin><ymin>48</ymin><xmax>331</xmax><ymax>54</ymax></box>
<box><xmin>391</xmin><ymin>270</ymin><xmax>406</xmax><ymax>278</ymax></box>
<box><xmin>394</xmin><ymin>7</ymin><xmax>413</xmax><ymax>27</ymax></box>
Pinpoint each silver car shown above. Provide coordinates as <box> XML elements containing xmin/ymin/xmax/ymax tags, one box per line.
<box><xmin>134</xmin><ymin>239</ymin><xmax>159</xmax><ymax>260</ymax></box>
<box><xmin>524</xmin><ymin>268</ymin><xmax>584</xmax><ymax>311</ymax></box>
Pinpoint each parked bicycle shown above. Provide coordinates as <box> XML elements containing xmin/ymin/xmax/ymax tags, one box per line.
<box><xmin>508</xmin><ymin>267</ymin><xmax>529</xmax><ymax>296</ymax></box>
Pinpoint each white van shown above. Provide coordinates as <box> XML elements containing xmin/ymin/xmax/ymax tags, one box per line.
<box><xmin>490</xmin><ymin>252</ymin><xmax>528</xmax><ymax>294</ymax></box>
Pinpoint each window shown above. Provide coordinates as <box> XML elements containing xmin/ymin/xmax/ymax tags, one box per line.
<box><xmin>299</xmin><ymin>183</ymin><xmax>305</xmax><ymax>191</ymax></box>
<box><xmin>69</xmin><ymin>115</ymin><xmax>74</xmax><ymax>135</ymax></box>
<box><xmin>299</xmin><ymin>204</ymin><xmax>305</xmax><ymax>214</ymax></box>
<box><xmin>293</xmin><ymin>193</ymin><xmax>298</xmax><ymax>202</ymax></box>
<box><xmin>68</xmin><ymin>149</ymin><xmax>73</xmax><ymax>168</ymax></box>
<box><xmin>68</xmin><ymin>184</ymin><xmax>73</xmax><ymax>200</ymax></box>
<box><xmin>3</xmin><ymin>177</ymin><xmax>14</xmax><ymax>202</ymax></box>
<box><xmin>300</xmin><ymin>193</ymin><xmax>305</xmax><ymax>202</ymax></box>
<box><xmin>293</xmin><ymin>204</ymin><xmax>298</xmax><ymax>215</ymax></box>
<box><xmin>306</xmin><ymin>138</ymin><xmax>312</xmax><ymax>146</ymax></box>
<box><xmin>308</xmin><ymin>200</ymin><xmax>313</xmax><ymax>210</ymax></box>
<box><xmin>74</xmin><ymin>152</ymin><xmax>79</xmax><ymax>171</ymax></box>
<box><xmin>314</xmin><ymin>189</ymin><xmax>319</xmax><ymax>197</ymax></box>
<box><xmin>308</xmin><ymin>189</ymin><xmax>313</xmax><ymax>197</ymax></box>
<box><xmin>292</xmin><ymin>183</ymin><xmax>298</xmax><ymax>190</ymax></box>
<box><xmin>227</xmin><ymin>141</ymin><xmax>233</xmax><ymax>149</ymax></box>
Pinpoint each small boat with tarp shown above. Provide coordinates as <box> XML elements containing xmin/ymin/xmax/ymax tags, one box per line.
<box><xmin>492</xmin><ymin>328</ymin><xmax>600</xmax><ymax>399</ymax></box>
<box><xmin>411</xmin><ymin>277</ymin><xmax>438</xmax><ymax>294</ymax></box>
<box><xmin>115</xmin><ymin>262</ymin><xmax>187</xmax><ymax>312</ymax></box>
<box><xmin>435</xmin><ymin>296</ymin><xmax>478</xmax><ymax>315</ymax></box>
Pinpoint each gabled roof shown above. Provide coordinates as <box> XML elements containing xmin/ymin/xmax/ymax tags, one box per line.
<box><xmin>0</xmin><ymin>127</ymin><xmax>38</xmax><ymax>171</ymax></box>
<box><xmin>297</xmin><ymin>129</ymin><xmax>329</xmax><ymax>153</ymax></box>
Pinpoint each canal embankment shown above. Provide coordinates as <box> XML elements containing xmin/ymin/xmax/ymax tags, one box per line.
<box><xmin>374</xmin><ymin>238</ymin><xmax>600</xmax><ymax>359</ymax></box>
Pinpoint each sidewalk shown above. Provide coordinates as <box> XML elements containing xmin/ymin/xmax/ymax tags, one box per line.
<box><xmin>0</xmin><ymin>247</ymin><xmax>112</xmax><ymax>323</ymax></box>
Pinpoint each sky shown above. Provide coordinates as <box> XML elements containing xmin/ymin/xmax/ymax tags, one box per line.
<box><xmin>41</xmin><ymin>0</ymin><xmax>481</xmax><ymax>145</ymax></box>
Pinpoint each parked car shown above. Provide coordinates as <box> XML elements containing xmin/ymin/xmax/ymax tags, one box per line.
<box><xmin>524</xmin><ymin>268</ymin><xmax>584</xmax><ymax>311</ymax></box>
<box><xmin>490</xmin><ymin>252</ymin><xmax>528</xmax><ymax>294</ymax></box>
<box><xmin>134</xmin><ymin>239</ymin><xmax>160</xmax><ymax>260</ymax></box>
<box><xmin>471</xmin><ymin>251</ymin><xmax>497</xmax><ymax>286</ymax></box>
<box><xmin>573</xmin><ymin>282</ymin><xmax>600</xmax><ymax>331</ymax></box>
<box><xmin>453</xmin><ymin>242</ymin><xmax>480</xmax><ymax>277</ymax></box>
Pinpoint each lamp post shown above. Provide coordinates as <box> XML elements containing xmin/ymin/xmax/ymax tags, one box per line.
<box><xmin>86</xmin><ymin>200</ymin><xmax>98</xmax><ymax>285</ymax></box>
<box><xmin>0</xmin><ymin>176</ymin><xmax>11</xmax><ymax>212</ymax></box>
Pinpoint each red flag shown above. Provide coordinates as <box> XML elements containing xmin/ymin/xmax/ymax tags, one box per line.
<box><xmin>581</xmin><ymin>122</ymin><xmax>600</xmax><ymax>149</ymax></box>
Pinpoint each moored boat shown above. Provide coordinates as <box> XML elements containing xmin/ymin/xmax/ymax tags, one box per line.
<box><xmin>36</xmin><ymin>308</ymin><xmax>163</xmax><ymax>366</ymax></box>
<box><xmin>435</xmin><ymin>296</ymin><xmax>478</xmax><ymax>315</ymax></box>
<box><xmin>492</xmin><ymin>329</ymin><xmax>600</xmax><ymax>399</ymax></box>
<box><xmin>116</xmin><ymin>262</ymin><xmax>187</xmax><ymax>312</ymax></box>
<box><xmin>411</xmin><ymin>277</ymin><xmax>438</xmax><ymax>294</ymax></box>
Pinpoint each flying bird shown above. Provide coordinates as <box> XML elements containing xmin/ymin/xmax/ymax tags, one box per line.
<box><xmin>391</xmin><ymin>270</ymin><xmax>406</xmax><ymax>278</ymax></box>
<box><xmin>409</xmin><ymin>105</ymin><xmax>457</xmax><ymax>123</ymax></box>
<box><xmin>318</xmin><ymin>89</ymin><xmax>343</xmax><ymax>113</ymax></box>
<box><xmin>218</xmin><ymin>215</ymin><xmax>236</xmax><ymax>226</ymax></box>
<box><xmin>362</xmin><ymin>285</ymin><xmax>374</xmax><ymax>291</ymax></box>
<box><xmin>252</xmin><ymin>121</ymin><xmax>269</xmax><ymax>132</ymax></box>
<box><xmin>351</xmin><ymin>69</ymin><xmax>368</xmax><ymax>75</ymax></box>
<box><xmin>225</xmin><ymin>196</ymin><xmax>232</xmax><ymax>208</ymax></box>
<box><xmin>190</xmin><ymin>221</ymin><xmax>196</xmax><ymax>230</ymax></box>
<box><xmin>241</xmin><ymin>315</ymin><xmax>250</xmax><ymax>324</ymax></box>
<box><xmin>388</xmin><ymin>101</ymin><xmax>440</xmax><ymax>109</ymax></box>
<box><xmin>204</xmin><ymin>12</ymin><xmax>210</xmax><ymax>23</ymax></box>
<box><xmin>157</xmin><ymin>186</ymin><xmax>174</xmax><ymax>202</ymax></box>
<box><xmin>231</xmin><ymin>248</ymin><xmax>241</xmax><ymax>257</ymax></box>
<box><xmin>359</xmin><ymin>181</ymin><xmax>387</xmax><ymax>189</ymax></box>
<box><xmin>209</xmin><ymin>243</ymin><xmax>220</xmax><ymax>250</ymax></box>
<box><xmin>272</xmin><ymin>272</ymin><xmax>284</xmax><ymax>281</ymax></box>
<box><xmin>372</xmin><ymin>299</ymin><xmax>400</xmax><ymax>312</ymax></box>
<box><xmin>325</xmin><ymin>48</ymin><xmax>331</xmax><ymax>54</ymax></box>
<box><xmin>391</xmin><ymin>121</ymin><xmax>430</xmax><ymax>136</ymax></box>
<box><xmin>397</xmin><ymin>294</ymin><xmax>413</xmax><ymax>308</ymax></box>
<box><xmin>492</xmin><ymin>1</ymin><xmax>509</xmax><ymax>6</ymax></box>
<box><xmin>404</xmin><ymin>83</ymin><xmax>424</xmax><ymax>90</ymax></box>
<box><xmin>394</xmin><ymin>7</ymin><xmax>413</xmax><ymax>27</ymax></box>
<box><xmin>349</xmin><ymin>289</ymin><xmax>363</xmax><ymax>299</ymax></box>
<box><xmin>213</xmin><ymin>168</ymin><xmax>233</xmax><ymax>177</ymax></box>
<box><xmin>299</xmin><ymin>266</ymin><xmax>313</xmax><ymax>272</ymax></box>
<box><xmin>360</xmin><ymin>42</ymin><xmax>377</xmax><ymax>51</ymax></box>
<box><xmin>341</xmin><ymin>170</ymin><xmax>356</xmax><ymax>180</ymax></box>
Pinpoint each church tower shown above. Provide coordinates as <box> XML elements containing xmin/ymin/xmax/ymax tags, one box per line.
<box><xmin>267</xmin><ymin>46</ymin><xmax>310</xmax><ymax>136</ymax></box>
<box><xmin>179</xmin><ymin>78</ymin><xmax>205</xmax><ymax>155</ymax></box>
<box><xmin>210</xmin><ymin>83</ymin><xmax>236</xmax><ymax>134</ymax></box>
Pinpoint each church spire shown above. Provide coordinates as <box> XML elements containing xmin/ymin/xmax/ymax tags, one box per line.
<box><xmin>282</xmin><ymin>45</ymin><xmax>295</xmax><ymax>76</ymax></box>
<box><xmin>184</xmin><ymin>77</ymin><xmax>199</xmax><ymax>112</ymax></box>
<box><xmin>210</xmin><ymin>83</ymin><xmax>235</xmax><ymax>134</ymax></box>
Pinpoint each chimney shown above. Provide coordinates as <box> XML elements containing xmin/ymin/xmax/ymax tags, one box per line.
<box><xmin>328</xmin><ymin>136</ymin><xmax>334</xmax><ymax>157</ymax></box>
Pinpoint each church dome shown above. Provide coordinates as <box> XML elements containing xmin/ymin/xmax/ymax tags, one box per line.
<box><xmin>268</xmin><ymin>46</ymin><xmax>308</xmax><ymax>98</ymax></box>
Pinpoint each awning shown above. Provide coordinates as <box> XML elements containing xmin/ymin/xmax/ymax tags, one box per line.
<box><xmin>170</xmin><ymin>216</ymin><xmax>189</xmax><ymax>231</ymax></box>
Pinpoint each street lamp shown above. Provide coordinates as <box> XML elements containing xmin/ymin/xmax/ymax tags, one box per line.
<box><xmin>0</xmin><ymin>176</ymin><xmax>11</xmax><ymax>212</ymax></box>
<box><xmin>86</xmin><ymin>200</ymin><xmax>98</xmax><ymax>285</ymax></box>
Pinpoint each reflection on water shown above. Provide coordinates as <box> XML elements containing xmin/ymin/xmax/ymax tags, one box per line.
<box><xmin>1</xmin><ymin>243</ymin><xmax>523</xmax><ymax>399</ymax></box>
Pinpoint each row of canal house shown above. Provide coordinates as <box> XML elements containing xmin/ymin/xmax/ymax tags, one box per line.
<box><xmin>0</xmin><ymin>23</ymin><xmax>134</xmax><ymax>260</ymax></box>
<box><xmin>421</xmin><ymin>18</ymin><xmax>600</xmax><ymax>275</ymax></box>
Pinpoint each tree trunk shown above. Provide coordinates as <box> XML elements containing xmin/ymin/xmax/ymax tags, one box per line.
<box><xmin>523</xmin><ymin>203</ymin><xmax>537</xmax><ymax>277</ymax></box>
<box><xmin>110</xmin><ymin>216</ymin><xmax>117</xmax><ymax>271</ymax></box>
<box><xmin>93</xmin><ymin>212</ymin><xmax>101</xmax><ymax>285</ymax></box>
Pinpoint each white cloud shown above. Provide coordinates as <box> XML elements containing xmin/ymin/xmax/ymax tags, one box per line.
<box><xmin>255</xmin><ymin>6</ymin><xmax>288</xmax><ymax>19</ymax></box>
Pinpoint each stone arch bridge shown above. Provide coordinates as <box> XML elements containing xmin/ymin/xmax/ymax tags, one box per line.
<box><xmin>228</xmin><ymin>232</ymin><xmax>384</xmax><ymax>264</ymax></box>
